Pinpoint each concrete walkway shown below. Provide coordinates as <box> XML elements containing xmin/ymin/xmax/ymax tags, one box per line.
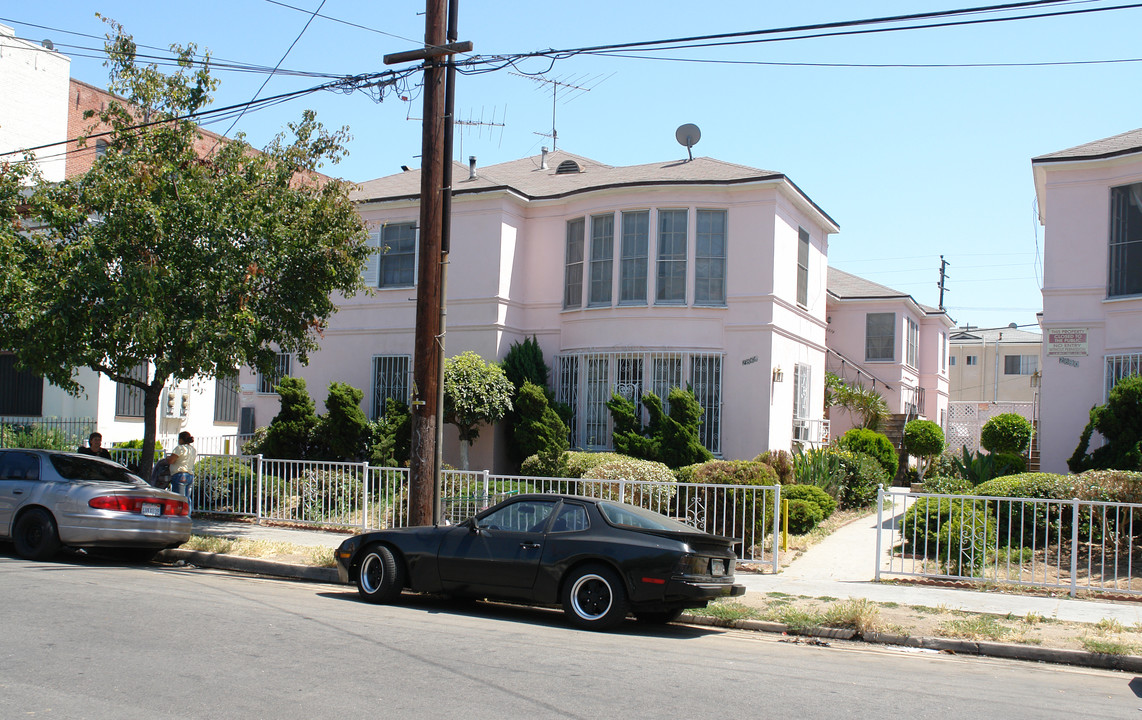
<box><xmin>189</xmin><ymin>511</ymin><xmax>1142</xmax><ymax>626</ymax></box>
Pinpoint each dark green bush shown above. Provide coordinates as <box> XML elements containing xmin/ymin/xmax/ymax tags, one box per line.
<box><xmin>607</xmin><ymin>388</ymin><xmax>713</xmax><ymax>469</ymax></box>
<box><xmin>368</xmin><ymin>399</ymin><xmax>411</xmax><ymax>468</ymax></box>
<box><xmin>311</xmin><ymin>382</ymin><xmax>370</xmax><ymax>462</ymax></box>
<box><xmin>756</xmin><ymin>449</ymin><xmax>794</xmax><ymax>484</ymax></box>
<box><xmin>904</xmin><ymin>419</ymin><xmax>945</xmax><ymax>479</ymax></box>
<box><xmin>785</xmin><ymin>498</ymin><xmax>823</xmax><ymax>535</ymax></box>
<box><xmin>919</xmin><ymin>475</ymin><xmax>973</xmax><ymax>495</ymax></box>
<box><xmin>258</xmin><ymin>376</ymin><xmax>318</xmax><ymax>461</ymax></box>
<box><xmin>830</xmin><ymin>449</ymin><xmax>889</xmax><ymax>509</ymax></box>
<box><xmin>511</xmin><ymin>381</ymin><xmax>569</xmax><ymax>477</ymax></box>
<box><xmin>2</xmin><ymin>424</ymin><xmax>74</xmax><ymax>450</ymax></box>
<box><xmin>974</xmin><ymin>472</ymin><xmax>1073</xmax><ymax>548</ymax></box>
<box><xmin>899</xmin><ymin>496</ymin><xmax>993</xmax><ymax>576</ymax></box>
<box><xmin>1069</xmin><ymin>374</ymin><xmax>1142</xmax><ymax>471</ymax></box>
<box><xmin>837</xmin><ymin>428</ymin><xmax>899</xmax><ymax>479</ymax></box>
<box><xmin>783</xmin><ymin>484</ymin><xmax>836</xmax><ymax>519</ymax></box>
<box><xmin>991</xmin><ymin>452</ymin><xmax>1027</xmax><ymax>476</ymax></box>
<box><xmin>980</xmin><ymin>413</ymin><xmax>1033</xmax><ymax>455</ymax></box>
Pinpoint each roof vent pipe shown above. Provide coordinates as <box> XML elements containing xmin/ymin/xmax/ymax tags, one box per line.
<box><xmin>468</xmin><ymin>156</ymin><xmax>477</xmax><ymax>180</ymax></box>
<box><xmin>540</xmin><ymin>147</ymin><xmax>548</xmax><ymax>170</ymax></box>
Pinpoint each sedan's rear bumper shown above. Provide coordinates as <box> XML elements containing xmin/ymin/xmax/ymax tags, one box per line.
<box><xmin>58</xmin><ymin>513</ymin><xmax>191</xmax><ymax>548</ymax></box>
<box><xmin>665</xmin><ymin>578</ymin><xmax>746</xmax><ymax>603</ymax></box>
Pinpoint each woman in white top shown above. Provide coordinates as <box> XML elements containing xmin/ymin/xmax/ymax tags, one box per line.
<box><xmin>167</xmin><ymin>431</ymin><xmax>197</xmax><ymax>514</ymax></box>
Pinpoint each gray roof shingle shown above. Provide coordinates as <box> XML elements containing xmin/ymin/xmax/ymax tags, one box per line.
<box><xmin>827</xmin><ymin>267</ymin><xmax>944</xmax><ymax>315</ymax></box>
<box><xmin>1032</xmin><ymin>127</ymin><xmax>1142</xmax><ymax>164</ymax></box>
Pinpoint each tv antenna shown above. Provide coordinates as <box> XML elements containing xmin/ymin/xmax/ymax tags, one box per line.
<box><xmin>510</xmin><ymin>72</ymin><xmax>613</xmax><ymax>150</ymax></box>
<box><xmin>408</xmin><ymin>106</ymin><xmax>508</xmax><ymax>157</ymax></box>
<box><xmin>676</xmin><ymin>123</ymin><xmax>701</xmax><ymax>161</ymax></box>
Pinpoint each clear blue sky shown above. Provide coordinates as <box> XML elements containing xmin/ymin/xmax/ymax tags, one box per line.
<box><xmin>8</xmin><ymin>1</ymin><xmax>1142</xmax><ymax>332</ymax></box>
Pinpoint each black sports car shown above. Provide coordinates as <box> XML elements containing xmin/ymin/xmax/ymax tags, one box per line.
<box><xmin>334</xmin><ymin>493</ymin><xmax>746</xmax><ymax>630</ymax></box>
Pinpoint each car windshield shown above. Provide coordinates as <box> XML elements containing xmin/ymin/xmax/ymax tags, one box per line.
<box><xmin>597</xmin><ymin>501</ymin><xmax>699</xmax><ymax>533</ymax></box>
<box><xmin>49</xmin><ymin>454</ymin><xmax>145</xmax><ymax>485</ymax></box>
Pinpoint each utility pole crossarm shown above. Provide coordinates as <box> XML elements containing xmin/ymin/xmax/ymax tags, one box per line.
<box><xmin>383</xmin><ymin>41</ymin><xmax>472</xmax><ymax>66</ymax></box>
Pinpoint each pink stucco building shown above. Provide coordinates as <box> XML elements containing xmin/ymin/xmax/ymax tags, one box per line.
<box><xmin>242</xmin><ymin>150</ymin><xmax>840</xmax><ymax>470</ymax></box>
<box><xmin>824</xmin><ymin>268</ymin><xmax>953</xmax><ymax>444</ymax></box>
<box><xmin>1032</xmin><ymin>129</ymin><xmax>1142</xmax><ymax>473</ymax></box>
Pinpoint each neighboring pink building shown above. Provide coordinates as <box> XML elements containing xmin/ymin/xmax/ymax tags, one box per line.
<box><xmin>824</xmin><ymin>268</ymin><xmax>954</xmax><ymax>446</ymax></box>
<box><xmin>241</xmin><ymin>150</ymin><xmax>840</xmax><ymax>470</ymax></box>
<box><xmin>1032</xmin><ymin>129</ymin><xmax>1142</xmax><ymax>473</ymax></box>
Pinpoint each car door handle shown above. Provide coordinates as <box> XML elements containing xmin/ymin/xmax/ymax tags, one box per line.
<box><xmin>12</xmin><ymin>490</ymin><xmax>23</xmax><ymax>495</ymax></box>
<box><xmin>520</xmin><ymin>542</ymin><xmax>541</xmax><ymax>550</ymax></box>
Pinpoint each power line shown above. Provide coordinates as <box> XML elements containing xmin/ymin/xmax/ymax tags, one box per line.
<box><xmin>217</xmin><ymin>0</ymin><xmax>329</xmax><ymax>140</ymax></box>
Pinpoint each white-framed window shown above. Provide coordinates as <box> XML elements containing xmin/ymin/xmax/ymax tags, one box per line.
<box><xmin>214</xmin><ymin>370</ymin><xmax>239</xmax><ymax>423</ymax></box>
<box><xmin>588</xmin><ymin>213</ymin><xmax>614</xmax><ymax>307</ymax></box>
<box><xmin>796</xmin><ymin>227</ymin><xmax>810</xmax><ymax>307</ymax></box>
<box><xmin>906</xmin><ymin>317</ymin><xmax>919</xmax><ymax>369</ymax></box>
<box><xmin>965</xmin><ymin>355</ymin><xmax>978</xmax><ymax>366</ymax></box>
<box><xmin>656</xmin><ymin>209</ymin><xmax>688</xmax><ymax>305</ymax></box>
<box><xmin>379</xmin><ymin>222</ymin><xmax>417</xmax><ymax>288</ymax></box>
<box><xmin>371</xmin><ymin>355</ymin><xmax>411</xmax><ymax>419</ymax></box>
<box><xmin>258</xmin><ymin>353</ymin><xmax>292</xmax><ymax>394</ymax></box>
<box><xmin>619</xmin><ymin>210</ymin><xmax>649</xmax><ymax>305</ymax></box>
<box><xmin>1004</xmin><ymin>354</ymin><xmax>1038</xmax><ymax>375</ymax></box>
<box><xmin>115</xmin><ymin>362</ymin><xmax>148</xmax><ymax>418</ymax></box>
<box><xmin>695</xmin><ymin>209</ymin><xmax>726</xmax><ymax>306</ymax></box>
<box><xmin>563</xmin><ymin>218</ymin><xmax>585</xmax><ymax>309</ymax></box>
<box><xmin>792</xmin><ymin>363</ymin><xmax>811</xmax><ymax>420</ymax></box>
<box><xmin>950</xmin><ymin>355</ymin><xmax>957</xmax><ymax>367</ymax></box>
<box><xmin>1109</xmin><ymin>182</ymin><xmax>1142</xmax><ymax>298</ymax></box>
<box><xmin>865</xmin><ymin>313</ymin><xmax>896</xmax><ymax>362</ymax></box>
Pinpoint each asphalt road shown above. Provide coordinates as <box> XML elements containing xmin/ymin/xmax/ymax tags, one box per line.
<box><xmin>2</xmin><ymin>549</ymin><xmax>1140</xmax><ymax>719</ymax></box>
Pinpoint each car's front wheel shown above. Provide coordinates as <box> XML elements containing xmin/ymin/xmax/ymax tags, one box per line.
<box><xmin>13</xmin><ymin>508</ymin><xmax>61</xmax><ymax>561</ymax></box>
<box><xmin>356</xmin><ymin>544</ymin><xmax>405</xmax><ymax>603</ymax></box>
<box><xmin>561</xmin><ymin>564</ymin><xmax>629</xmax><ymax>630</ymax></box>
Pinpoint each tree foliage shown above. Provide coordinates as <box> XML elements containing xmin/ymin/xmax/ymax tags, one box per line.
<box><xmin>311</xmin><ymin>382</ymin><xmax>370</xmax><ymax>462</ymax></box>
<box><xmin>257</xmin><ymin>377</ymin><xmax>318</xmax><ymax>461</ymax></box>
<box><xmin>443</xmin><ymin>351</ymin><xmax>514</xmax><ymax>469</ymax></box>
<box><xmin>1069</xmin><ymin>374</ymin><xmax>1142</xmax><ymax>472</ymax></box>
<box><xmin>607</xmin><ymin>387</ymin><xmax>712</xmax><ymax>469</ymax></box>
<box><xmin>980</xmin><ymin>413</ymin><xmax>1033</xmax><ymax>455</ymax></box>
<box><xmin>369</xmin><ymin>398</ymin><xmax>411</xmax><ymax>468</ymax></box>
<box><xmin>827</xmin><ymin>379</ymin><xmax>890</xmax><ymax>431</ymax></box>
<box><xmin>0</xmin><ymin>22</ymin><xmax>370</xmax><ymax>476</ymax></box>
<box><xmin>513</xmin><ymin>381</ymin><xmax>569</xmax><ymax>476</ymax></box>
<box><xmin>903</xmin><ymin>419</ymin><xmax>945</xmax><ymax>480</ymax></box>
<box><xmin>836</xmin><ymin>427</ymin><xmax>899</xmax><ymax>480</ymax></box>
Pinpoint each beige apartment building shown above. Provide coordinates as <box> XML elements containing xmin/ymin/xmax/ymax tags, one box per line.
<box><xmin>948</xmin><ymin>326</ymin><xmax>1042</xmax><ymax>403</ymax></box>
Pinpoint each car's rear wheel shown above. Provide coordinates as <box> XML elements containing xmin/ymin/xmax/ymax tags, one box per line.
<box><xmin>356</xmin><ymin>544</ymin><xmax>405</xmax><ymax>603</ymax></box>
<box><xmin>634</xmin><ymin>608</ymin><xmax>684</xmax><ymax>625</ymax></box>
<box><xmin>562</xmin><ymin>564</ymin><xmax>629</xmax><ymax>630</ymax></box>
<box><xmin>13</xmin><ymin>509</ymin><xmax>61</xmax><ymax>561</ymax></box>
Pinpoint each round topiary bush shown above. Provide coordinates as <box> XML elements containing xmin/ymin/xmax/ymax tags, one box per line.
<box><xmin>785</xmin><ymin>498</ymin><xmax>823</xmax><ymax>535</ymax></box>
<box><xmin>903</xmin><ymin>419</ymin><xmax>945</xmax><ymax>479</ymax></box>
<box><xmin>980</xmin><ymin>413</ymin><xmax>1033</xmax><ymax>455</ymax></box>
<box><xmin>581</xmin><ymin>457</ymin><xmax>678</xmax><ymax>510</ymax></box>
<box><xmin>837</xmin><ymin>428</ymin><xmax>899</xmax><ymax>479</ymax></box>
<box><xmin>991</xmin><ymin>452</ymin><xmax>1027</xmax><ymax>476</ymax></box>
<box><xmin>783</xmin><ymin>484</ymin><xmax>837</xmax><ymax>519</ymax></box>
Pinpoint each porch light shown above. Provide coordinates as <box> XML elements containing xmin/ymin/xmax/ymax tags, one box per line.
<box><xmin>772</xmin><ymin>367</ymin><xmax>784</xmax><ymax>383</ymax></box>
<box><xmin>1030</xmin><ymin>370</ymin><xmax>1041</xmax><ymax>388</ymax></box>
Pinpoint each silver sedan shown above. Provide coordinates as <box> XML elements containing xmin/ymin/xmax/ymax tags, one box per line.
<box><xmin>0</xmin><ymin>449</ymin><xmax>191</xmax><ymax>561</ymax></box>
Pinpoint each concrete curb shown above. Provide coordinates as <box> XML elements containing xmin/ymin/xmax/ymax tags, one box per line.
<box><xmin>683</xmin><ymin>614</ymin><xmax>1142</xmax><ymax>672</ymax></box>
<box><xmin>157</xmin><ymin>549</ymin><xmax>341</xmax><ymax>585</ymax></box>
<box><xmin>162</xmin><ymin>550</ymin><xmax>1142</xmax><ymax>673</ymax></box>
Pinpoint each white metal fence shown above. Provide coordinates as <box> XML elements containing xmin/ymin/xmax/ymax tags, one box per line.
<box><xmin>876</xmin><ymin>488</ymin><xmax>1142</xmax><ymax>597</ymax></box>
<box><xmin>156</xmin><ymin>453</ymin><xmax>781</xmax><ymax>570</ymax></box>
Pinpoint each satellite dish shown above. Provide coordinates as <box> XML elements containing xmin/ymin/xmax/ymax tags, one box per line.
<box><xmin>42</xmin><ymin>39</ymin><xmax>55</xmax><ymax>51</ymax></box>
<box><xmin>675</xmin><ymin>123</ymin><xmax>701</xmax><ymax>161</ymax></box>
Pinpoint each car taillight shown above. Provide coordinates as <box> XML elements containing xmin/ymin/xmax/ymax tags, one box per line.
<box><xmin>89</xmin><ymin>495</ymin><xmax>189</xmax><ymax>516</ymax></box>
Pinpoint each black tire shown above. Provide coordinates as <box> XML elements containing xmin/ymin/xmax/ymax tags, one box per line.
<box><xmin>561</xmin><ymin>564</ymin><xmax>629</xmax><ymax>631</ymax></box>
<box><xmin>634</xmin><ymin>608</ymin><xmax>684</xmax><ymax>625</ymax></box>
<box><xmin>356</xmin><ymin>544</ymin><xmax>405</xmax><ymax>604</ymax></box>
<box><xmin>13</xmin><ymin>508</ymin><xmax>61</xmax><ymax>561</ymax></box>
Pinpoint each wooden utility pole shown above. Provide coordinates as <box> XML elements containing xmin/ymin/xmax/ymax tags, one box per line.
<box><xmin>384</xmin><ymin>1</ymin><xmax>470</xmax><ymax>527</ymax></box>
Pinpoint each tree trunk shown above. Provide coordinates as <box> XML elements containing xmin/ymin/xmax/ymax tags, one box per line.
<box><xmin>459</xmin><ymin>438</ymin><xmax>469</xmax><ymax>471</ymax></box>
<box><xmin>140</xmin><ymin>383</ymin><xmax>163</xmax><ymax>480</ymax></box>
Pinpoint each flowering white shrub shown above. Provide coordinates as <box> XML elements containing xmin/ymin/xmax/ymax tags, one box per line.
<box><xmin>581</xmin><ymin>457</ymin><xmax>678</xmax><ymax>512</ymax></box>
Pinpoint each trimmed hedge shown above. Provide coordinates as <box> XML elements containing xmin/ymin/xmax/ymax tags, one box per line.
<box><xmin>830</xmin><ymin>449</ymin><xmax>890</xmax><ymax>509</ymax></box>
<box><xmin>837</xmin><ymin>428</ymin><xmax>899</xmax><ymax>479</ymax></box>
<box><xmin>980</xmin><ymin>412</ymin><xmax>1033</xmax><ymax>455</ymax></box>
<box><xmin>783</xmin><ymin>484</ymin><xmax>837</xmax><ymax>520</ymax></box>
<box><xmin>786</xmin><ymin>499</ymin><xmax>823</xmax><ymax>535</ymax></box>
<box><xmin>899</xmin><ymin>496</ymin><xmax>994</xmax><ymax>576</ymax></box>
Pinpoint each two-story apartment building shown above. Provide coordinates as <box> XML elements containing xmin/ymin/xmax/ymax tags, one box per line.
<box><xmin>1032</xmin><ymin>128</ymin><xmax>1142</xmax><ymax>473</ymax></box>
<box><xmin>241</xmin><ymin>150</ymin><xmax>839</xmax><ymax>470</ymax></box>
<box><xmin>824</xmin><ymin>268</ymin><xmax>954</xmax><ymax>443</ymax></box>
<box><xmin>948</xmin><ymin>325</ymin><xmax>1042</xmax><ymax>403</ymax></box>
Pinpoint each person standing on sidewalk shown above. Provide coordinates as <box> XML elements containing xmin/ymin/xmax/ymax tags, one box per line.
<box><xmin>167</xmin><ymin>431</ymin><xmax>197</xmax><ymax>514</ymax></box>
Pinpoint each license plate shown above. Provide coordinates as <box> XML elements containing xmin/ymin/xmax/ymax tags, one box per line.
<box><xmin>141</xmin><ymin>503</ymin><xmax>161</xmax><ymax>517</ymax></box>
<box><xmin>710</xmin><ymin>559</ymin><xmax>726</xmax><ymax>577</ymax></box>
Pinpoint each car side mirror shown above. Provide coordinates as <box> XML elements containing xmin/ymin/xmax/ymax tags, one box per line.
<box><xmin>468</xmin><ymin>520</ymin><xmax>482</xmax><ymax>535</ymax></box>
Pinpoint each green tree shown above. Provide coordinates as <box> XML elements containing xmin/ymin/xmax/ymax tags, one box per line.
<box><xmin>606</xmin><ymin>387</ymin><xmax>712</xmax><ymax>469</ymax></box>
<box><xmin>259</xmin><ymin>377</ymin><xmax>318</xmax><ymax>461</ymax></box>
<box><xmin>443</xmin><ymin>351</ymin><xmax>514</xmax><ymax>470</ymax></box>
<box><xmin>0</xmin><ymin>23</ymin><xmax>370</xmax><ymax>478</ymax></box>
<box><xmin>312</xmin><ymin>382</ymin><xmax>370</xmax><ymax>462</ymax></box>
<box><xmin>513</xmin><ymin>381</ymin><xmax>570</xmax><ymax>476</ymax></box>
<box><xmin>903</xmin><ymin>419</ymin><xmax>945</xmax><ymax>480</ymax></box>
<box><xmin>1069</xmin><ymin>374</ymin><xmax>1142</xmax><ymax>472</ymax></box>
<box><xmin>369</xmin><ymin>398</ymin><xmax>411</xmax><ymax>468</ymax></box>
